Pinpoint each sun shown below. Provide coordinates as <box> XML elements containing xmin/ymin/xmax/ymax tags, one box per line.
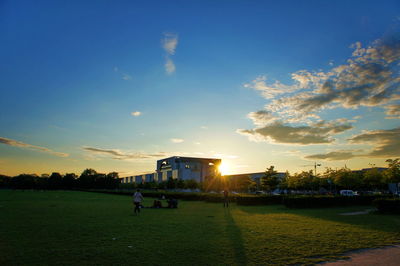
<box><xmin>218</xmin><ymin>162</ymin><xmax>230</xmax><ymax>176</ymax></box>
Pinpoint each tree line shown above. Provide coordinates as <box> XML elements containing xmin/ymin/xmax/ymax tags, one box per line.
<box><xmin>1</xmin><ymin>159</ymin><xmax>399</xmax><ymax>193</ymax></box>
<box><xmin>258</xmin><ymin>158</ymin><xmax>400</xmax><ymax>193</ymax></box>
<box><xmin>0</xmin><ymin>169</ymin><xmax>119</xmax><ymax>190</ymax></box>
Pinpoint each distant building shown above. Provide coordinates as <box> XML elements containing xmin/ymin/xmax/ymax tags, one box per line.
<box><xmin>121</xmin><ymin>156</ymin><xmax>221</xmax><ymax>184</ymax></box>
<box><xmin>224</xmin><ymin>172</ymin><xmax>286</xmax><ymax>186</ymax></box>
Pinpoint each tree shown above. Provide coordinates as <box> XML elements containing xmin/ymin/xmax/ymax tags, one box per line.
<box><xmin>63</xmin><ymin>173</ymin><xmax>77</xmax><ymax>189</ymax></box>
<box><xmin>48</xmin><ymin>172</ymin><xmax>63</xmax><ymax>189</ymax></box>
<box><xmin>363</xmin><ymin>168</ymin><xmax>385</xmax><ymax>190</ymax></box>
<box><xmin>333</xmin><ymin>168</ymin><xmax>362</xmax><ymax>190</ymax></box>
<box><xmin>261</xmin><ymin>166</ymin><xmax>280</xmax><ymax>192</ymax></box>
<box><xmin>78</xmin><ymin>168</ymin><xmax>97</xmax><ymax>189</ymax></box>
<box><xmin>384</xmin><ymin>158</ymin><xmax>400</xmax><ymax>184</ymax></box>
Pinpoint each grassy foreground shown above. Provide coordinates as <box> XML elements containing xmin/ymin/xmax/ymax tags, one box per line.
<box><xmin>1</xmin><ymin>190</ymin><xmax>400</xmax><ymax>265</ymax></box>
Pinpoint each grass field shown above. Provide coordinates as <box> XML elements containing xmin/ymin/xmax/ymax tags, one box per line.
<box><xmin>1</xmin><ymin>190</ymin><xmax>400</xmax><ymax>265</ymax></box>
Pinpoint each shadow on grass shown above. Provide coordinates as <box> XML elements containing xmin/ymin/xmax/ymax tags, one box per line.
<box><xmin>235</xmin><ymin>204</ymin><xmax>400</xmax><ymax>234</ymax></box>
<box><xmin>224</xmin><ymin>207</ymin><xmax>247</xmax><ymax>265</ymax></box>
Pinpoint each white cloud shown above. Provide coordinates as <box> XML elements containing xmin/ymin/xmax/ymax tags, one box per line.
<box><xmin>162</xmin><ymin>33</ymin><xmax>178</xmax><ymax>55</ymax></box>
<box><xmin>171</xmin><ymin>138</ymin><xmax>184</xmax><ymax>143</ymax></box>
<box><xmin>0</xmin><ymin>137</ymin><xmax>69</xmax><ymax>157</ymax></box>
<box><xmin>162</xmin><ymin>32</ymin><xmax>178</xmax><ymax>74</ymax></box>
<box><xmin>122</xmin><ymin>74</ymin><xmax>132</xmax><ymax>80</ymax></box>
<box><xmin>131</xmin><ymin>111</ymin><xmax>141</xmax><ymax>117</ymax></box>
<box><xmin>200</xmin><ymin>126</ymin><xmax>208</xmax><ymax>129</ymax></box>
<box><xmin>165</xmin><ymin>58</ymin><xmax>176</xmax><ymax>74</ymax></box>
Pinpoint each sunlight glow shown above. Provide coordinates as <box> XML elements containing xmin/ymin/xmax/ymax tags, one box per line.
<box><xmin>218</xmin><ymin>162</ymin><xmax>230</xmax><ymax>176</ymax></box>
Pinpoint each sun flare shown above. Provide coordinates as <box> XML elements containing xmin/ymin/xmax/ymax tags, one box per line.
<box><xmin>218</xmin><ymin>162</ymin><xmax>230</xmax><ymax>176</ymax></box>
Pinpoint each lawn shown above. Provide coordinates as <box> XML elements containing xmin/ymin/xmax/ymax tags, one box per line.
<box><xmin>1</xmin><ymin>190</ymin><xmax>400</xmax><ymax>265</ymax></box>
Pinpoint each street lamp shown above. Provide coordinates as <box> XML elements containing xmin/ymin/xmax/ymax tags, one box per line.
<box><xmin>314</xmin><ymin>162</ymin><xmax>321</xmax><ymax>176</ymax></box>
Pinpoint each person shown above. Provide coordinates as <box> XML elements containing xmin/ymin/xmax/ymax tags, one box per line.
<box><xmin>223</xmin><ymin>189</ymin><xmax>229</xmax><ymax>208</ymax></box>
<box><xmin>133</xmin><ymin>189</ymin><xmax>144</xmax><ymax>215</ymax></box>
<box><xmin>152</xmin><ymin>200</ymin><xmax>162</xmax><ymax>208</ymax></box>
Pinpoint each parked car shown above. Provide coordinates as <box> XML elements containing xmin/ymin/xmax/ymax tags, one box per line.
<box><xmin>340</xmin><ymin>190</ymin><xmax>356</xmax><ymax>196</ymax></box>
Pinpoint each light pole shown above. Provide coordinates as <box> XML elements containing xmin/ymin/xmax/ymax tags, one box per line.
<box><xmin>314</xmin><ymin>162</ymin><xmax>321</xmax><ymax>176</ymax></box>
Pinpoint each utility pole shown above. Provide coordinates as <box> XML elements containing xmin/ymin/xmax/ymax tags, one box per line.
<box><xmin>314</xmin><ymin>162</ymin><xmax>321</xmax><ymax>176</ymax></box>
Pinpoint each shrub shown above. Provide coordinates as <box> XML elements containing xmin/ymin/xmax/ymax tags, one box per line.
<box><xmin>373</xmin><ymin>198</ymin><xmax>400</xmax><ymax>214</ymax></box>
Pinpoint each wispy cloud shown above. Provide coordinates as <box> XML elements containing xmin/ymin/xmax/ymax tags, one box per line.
<box><xmin>165</xmin><ymin>58</ymin><xmax>176</xmax><ymax>74</ymax></box>
<box><xmin>122</xmin><ymin>73</ymin><xmax>132</xmax><ymax>80</ymax></box>
<box><xmin>385</xmin><ymin>104</ymin><xmax>400</xmax><ymax>119</ymax></box>
<box><xmin>162</xmin><ymin>32</ymin><xmax>178</xmax><ymax>74</ymax></box>
<box><xmin>305</xmin><ymin>150</ymin><xmax>361</xmax><ymax>161</ymax></box>
<box><xmin>82</xmin><ymin>146</ymin><xmax>167</xmax><ymax>161</ymax></box>
<box><xmin>170</xmin><ymin>138</ymin><xmax>184</xmax><ymax>143</ymax></box>
<box><xmin>0</xmin><ymin>137</ymin><xmax>69</xmax><ymax>157</ymax></box>
<box><xmin>238</xmin><ymin>120</ymin><xmax>352</xmax><ymax>145</ymax></box>
<box><xmin>113</xmin><ymin>66</ymin><xmax>132</xmax><ymax>80</ymax></box>
<box><xmin>305</xmin><ymin>127</ymin><xmax>400</xmax><ymax>160</ymax></box>
<box><xmin>131</xmin><ymin>111</ymin><xmax>142</xmax><ymax>117</ymax></box>
<box><xmin>162</xmin><ymin>33</ymin><xmax>178</xmax><ymax>55</ymax></box>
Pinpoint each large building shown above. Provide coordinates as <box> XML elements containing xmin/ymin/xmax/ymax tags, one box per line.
<box><xmin>121</xmin><ymin>156</ymin><xmax>221</xmax><ymax>184</ymax></box>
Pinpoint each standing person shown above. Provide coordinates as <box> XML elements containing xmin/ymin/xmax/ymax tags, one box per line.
<box><xmin>133</xmin><ymin>189</ymin><xmax>144</xmax><ymax>215</ymax></box>
<box><xmin>223</xmin><ymin>189</ymin><xmax>229</xmax><ymax>208</ymax></box>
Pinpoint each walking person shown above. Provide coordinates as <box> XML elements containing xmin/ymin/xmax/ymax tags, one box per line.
<box><xmin>133</xmin><ymin>189</ymin><xmax>144</xmax><ymax>215</ymax></box>
<box><xmin>223</xmin><ymin>189</ymin><xmax>229</xmax><ymax>208</ymax></box>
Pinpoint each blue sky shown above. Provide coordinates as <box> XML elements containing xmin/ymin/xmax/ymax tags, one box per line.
<box><xmin>1</xmin><ymin>0</ymin><xmax>399</xmax><ymax>176</ymax></box>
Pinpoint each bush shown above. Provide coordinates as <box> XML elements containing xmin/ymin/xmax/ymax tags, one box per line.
<box><xmin>283</xmin><ymin>195</ymin><xmax>388</xmax><ymax>208</ymax></box>
<box><xmin>373</xmin><ymin>198</ymin><xmax>400</xmax><ymax>214</ymax></box>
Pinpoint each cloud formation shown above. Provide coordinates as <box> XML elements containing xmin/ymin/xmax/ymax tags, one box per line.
<box><xmin>305</xmin><ymin>150</ymin><xmax>359</xmax><ymax>161</ymax></box>
<box><xmin>131</xmin><ymin>111</ymin><xmax>141</xmax><ymax>117</ymax></box>
<box><xmin>165</xmin><ymin>58</ymin><xmax>176</xmax><ymax>74</ymax></box>
<box><xmin>162</xmin><ymin>33</ymin><xmax>178</xmax><ymax>55</ymax></box>
<box><xmin>0</xmin><ymin>137</ymin><xmax>69</xmax><ymax>157</ymax></box>
<box><xmin>245</xmin><ymin>37</ymin><xmax>400</xmax><ymax>122</ymax></box>
<box><xmin>239</xmin><ymin>35</ymin><xmax>400</xmax><ymax>149</ymax></box>
<box><xmin>82</xmin><ymin>146</ymin><xmax>167</xmax><ymax>160</ymax></box>
<box><xmin>162</xmin><ymin>32</ymin><xmax>178</xmax><ymax>74</ymax></box>
<box><xmin>305</xmin><ymin>127</ymin><xmax>400</xmax><ymax>160</ymax></box>
<box><xmin>385</xmin><ymin>104</ymin><xmax>400</xmax><ymax>119</ymax></box>
<box><xmin>349</xmin><ymin>127</ymin><xmax>400</xmax><ymax>157</ymax></box>
<box><xmin>237</xmin><ymin>120</ymin><xmax>352</xmax><ymax>145</ymax></box>
<box><xmin>170</xmin><ymin>138</ymin><xmax>184</xmax><ymax>143</ymax></box>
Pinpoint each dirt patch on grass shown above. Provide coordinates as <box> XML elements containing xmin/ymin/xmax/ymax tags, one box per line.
<box><xmin>320</xmin><ymin>245</ymin><xmax>400</xmax><ymax>265</ymax></box>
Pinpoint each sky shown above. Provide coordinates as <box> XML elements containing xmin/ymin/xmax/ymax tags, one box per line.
<box><xmin>1</xmin><ymin>0</ymin><xmax>400</xmax><ymax>176</ymax></box>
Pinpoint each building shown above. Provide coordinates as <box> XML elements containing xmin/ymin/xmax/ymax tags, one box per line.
<box><xmin>121</xmin><ymin>156</ymin><xmax>221</xmax><ymax>184</ymax></box>
<box><xmin>224</xmin><ymin>172</ymin><xmax>286</xmax><ymax>186</ymax></box>
<box><xmin>156</xmin><ymin>156</ymin><xmax>221</xmax><ymax>183</ymax></box>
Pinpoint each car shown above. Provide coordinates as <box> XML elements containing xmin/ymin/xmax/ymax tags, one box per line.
<box><xmin>340</xmin><ymin>190</ymin><xmax>356</xmax><ymax>196</ymax></box>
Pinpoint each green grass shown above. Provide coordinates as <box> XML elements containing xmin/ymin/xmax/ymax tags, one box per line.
<box><xmin>1</xmin><ymin>190</ymin><xmax>399</xmax><ymax>265</ymax></box>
